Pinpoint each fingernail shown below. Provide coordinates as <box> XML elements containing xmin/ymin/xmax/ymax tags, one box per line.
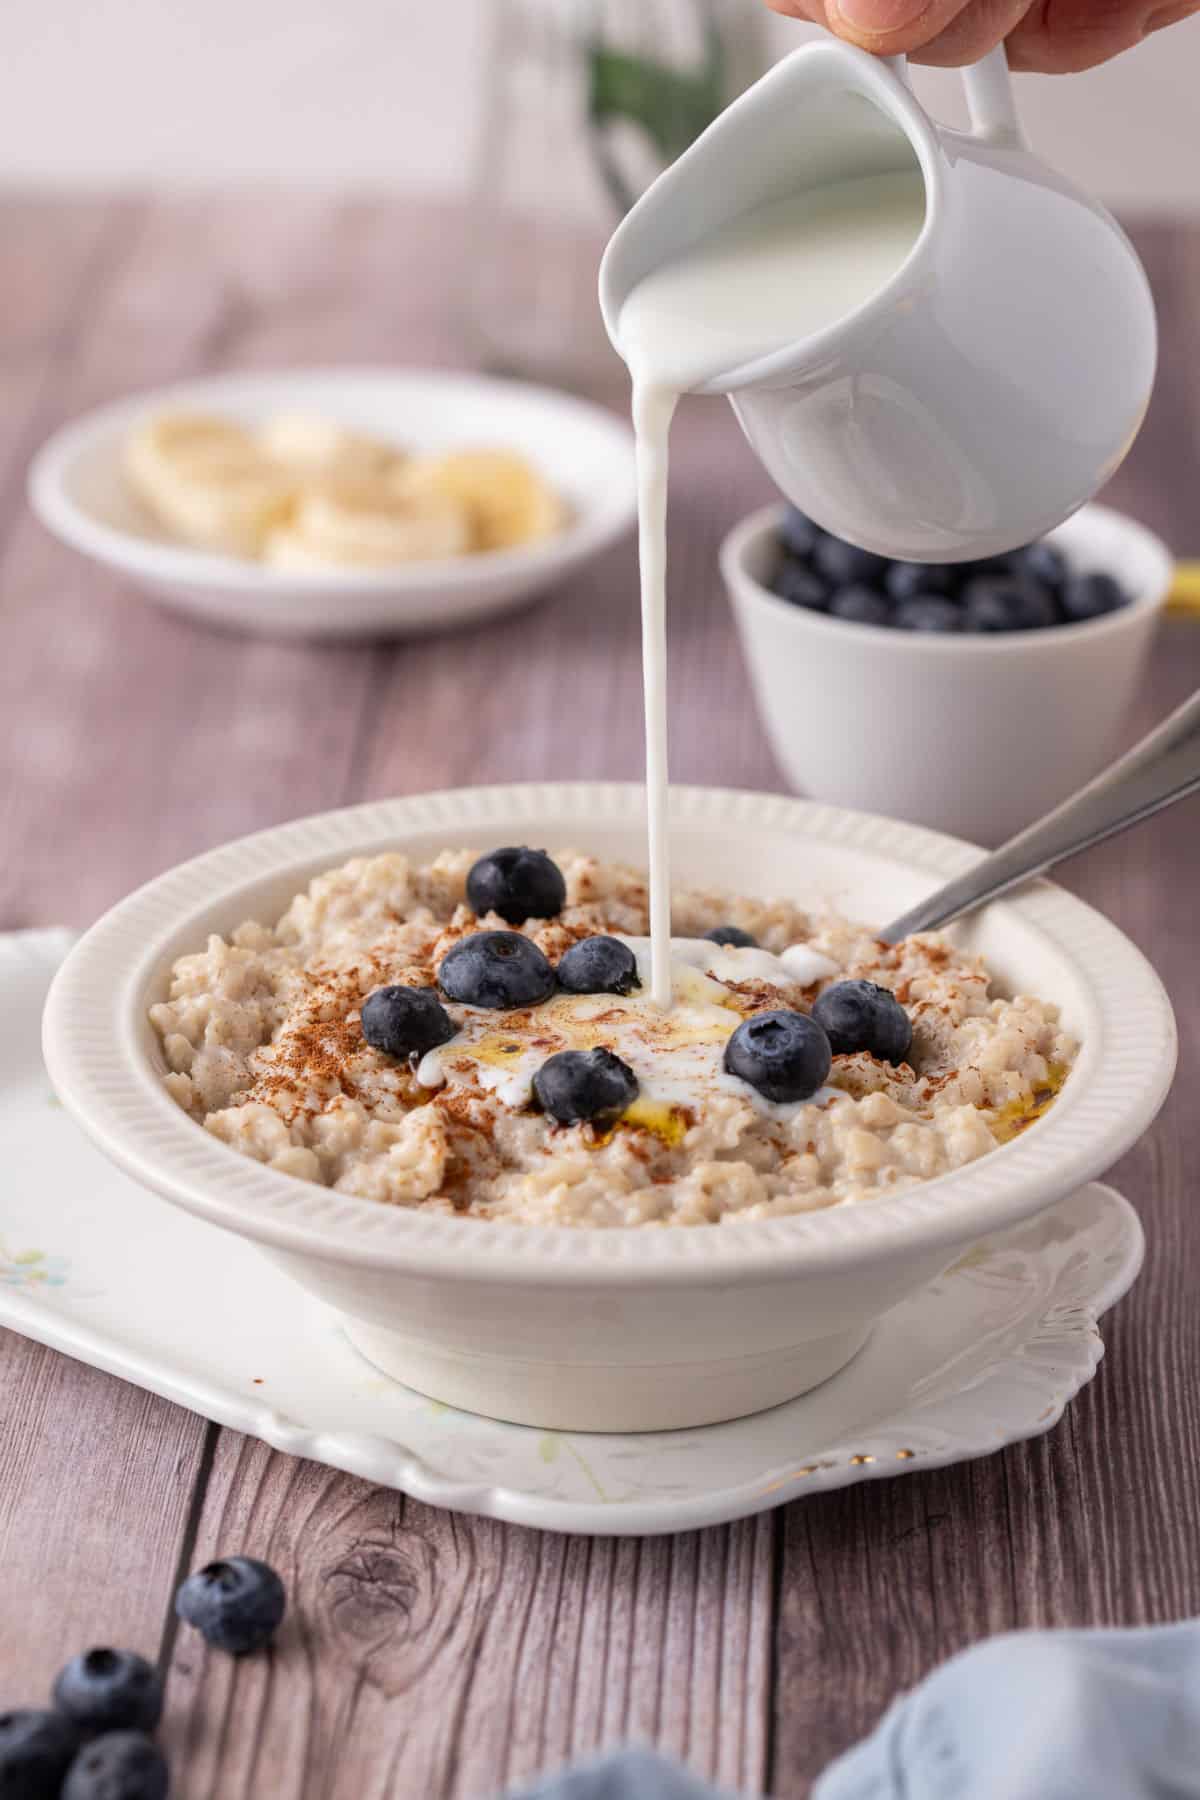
<box><xmin>833</xmin><ymin>0</ymin><xmax>930</xmax><ymax>32</ymax></box>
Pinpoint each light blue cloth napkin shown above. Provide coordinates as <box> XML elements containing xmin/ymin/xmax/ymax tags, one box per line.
<box><xmin>508</xmin><ymin>1622</ymin><xmax>1200</xmax><ymax>1799</ymax></box>
<box><xmin>815</xmin><ymin>1622</ymin><xmax>1200</xmax><ymax>1800</ymax></box>
<box><xmin>511</xmin><ymin>1748</ymin><xmax>734</xmax><ymax>1800</ymax></box>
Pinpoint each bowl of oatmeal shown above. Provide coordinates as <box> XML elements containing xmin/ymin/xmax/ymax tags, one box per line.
<box><xmin>42</xmin><ymin>785</ymin><xmax>1175</xmax><ymax>1432</ymax></box>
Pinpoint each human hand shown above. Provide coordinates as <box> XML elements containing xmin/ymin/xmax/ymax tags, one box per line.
<box><xmin>764</xmin><ymin>1</ymin><xmax>1199</xmax><ymax>72</ymax></box>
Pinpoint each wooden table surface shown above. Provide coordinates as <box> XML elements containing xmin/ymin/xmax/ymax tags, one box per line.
<box><xmin>1</xmin><ymin>196</ymin><xmax>1198</xmax><ymax>1799</ymax></box>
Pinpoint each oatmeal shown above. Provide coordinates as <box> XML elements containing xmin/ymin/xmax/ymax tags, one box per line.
<box><xmin>149</xmin><ymin>848</ymin><xmax>1077</xmax><ymax>1227</ymax></box>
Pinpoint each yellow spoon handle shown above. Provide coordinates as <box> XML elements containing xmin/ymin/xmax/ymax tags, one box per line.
<box><xmin>1168</xmin><ymin>561</ymin><xmax>1200</xmax><ymax>613</ymax></box>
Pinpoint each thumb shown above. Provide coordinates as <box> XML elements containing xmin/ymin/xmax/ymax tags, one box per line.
<box><xmin>824</xmin><ymin>0</ymin><xmax>978</xmax><ymax>47</ymax></box>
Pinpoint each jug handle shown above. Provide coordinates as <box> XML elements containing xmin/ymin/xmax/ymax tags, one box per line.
<box><xmin>885</xmin><ymin>43</ymin><xmax>1026</xmax><ymax>149</ymax></box>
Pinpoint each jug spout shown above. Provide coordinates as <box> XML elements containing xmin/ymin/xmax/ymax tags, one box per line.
<box><xmin>598</xmin><ymin>39</ymin><xmax>936</xmax><ymax>393</ymax></box>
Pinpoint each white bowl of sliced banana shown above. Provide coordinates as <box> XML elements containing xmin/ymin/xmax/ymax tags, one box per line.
<box><xmin>29</xmin><ymin>367</ymin><xmax>637</xmax><ymax>639</ymax></box>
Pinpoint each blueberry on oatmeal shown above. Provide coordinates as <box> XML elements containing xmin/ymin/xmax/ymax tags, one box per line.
<box><xmin>704</xmin><ymin>925</ymin><xmax>757</xmax><ymax>948</ymax></box>
<box><xmin>557</xmin><ymin>935</ymin><xmax>640</xmax><ymax>996</ymax></box>
<box><xmin>812</xmin><ymin>980</ymin><xmax>912</xmax><ymax>1064</ymax></box>
<box><xmin>439</xmin><ymin>931</ymin><xmax>556</xmax><ymax>1010</ymax></box>
<box><xmin>466</xmin><ymin>847</ymin><xmax>566</xmax><ymax>924</ymax></box>
<box><xmin>360</xmin><ymin>986</ymin><xmax>456</xmax><ymax>1060</ymax></box>
<box><xmin>724</xmin><ymin>1011</ymin><xmax>832</xmax><ymax>1105</ymax></box>
<box><xmin>533</xmin><ymin>1048</ymin><xmax>639</xmax><ymax>1126</ymax></box>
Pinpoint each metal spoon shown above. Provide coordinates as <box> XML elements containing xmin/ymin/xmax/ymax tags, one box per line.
<box><xmin>880</xmin><ymin>688</ymin><xmax>1200</xmax><ymax>943</ymax></box>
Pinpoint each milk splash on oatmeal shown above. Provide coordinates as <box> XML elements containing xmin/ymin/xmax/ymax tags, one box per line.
<box><xmin>612</xmin><ymin>171</ymin><xmax>927</xmax><ymax>1007</ymax></box>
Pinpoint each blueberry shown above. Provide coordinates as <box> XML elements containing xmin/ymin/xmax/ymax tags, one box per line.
<box><xmin>704</xmin><ymin>925</ymin><xmax>757</xmax><ymax>948</ymax></box>
<box><xmin>723</xmin><ymin>1010</ymin><xmax>832</xmax><ymax>1104</ymax></box>
<box><xmin>828</xmin><ymin>585</ymin><xmax>891</xmax><ymax>627</ymax></box>
<box><xmin>533</xmin><ymin>1047</ymin><xmax>638</xmax><ymax>1126</ymax></box>
<box><xmin>893</xmin><ymin>597</ymin><xmax>964</xmax><ymax>633</ymax></box>
<box><xmin>774</xmin><ymin>558</ymin><xmax>828</xmax><ymax>611</ymax></box>
<box><xmin>1060</xmin><ymin>571</ymin><xmax>1127</xmax><ymax>622</ymax></box>
<box><xmin>884</xmin><ymin>561</ymin><xmax>956</xmax><ymax>602</ymax></box>
<box><xmin>812</xmin><ymin>980</ymin><xmax>912</xmax><ymax>1064</ymax></box>
<box><xmin>778</xmin><ymin>505</ymin><xmax>821</xmax><ymax>560</ymax></box>
<box><xmin>62</xmin><ymin>1733</ymin><xmax>167</xmax><ymax>1800</ymax></box>
<box><xmin>465</xmin><ymin>847</ymin><xmax>565</xmax><ymax>926</ymax></box>
<box><xmin>175</xmin><ymin>1556</ymin><xmax>286</xmax><ymax>1655</ymax></box>
<box><xmin>439</xmin><ymin>931</ymin><xmax>556</xmax><ymax>1010</ymax></box>
<box><xmin>557</xmin><ymin>935</ymin><xmax>640</xmax><ymax>996</ymax></box>
<box><xmin>0</xmin><ymin>1710</ymin><xmax>79</xmax><ymax>1799</ymax></box>
<box><xmin>360</xmin><ymin>985</ymin><xmax>456</xmax><ymax>1060</ymax></box>
<box><xmin>962</xmin><ymin>575</ymin><xmax>1057</xmax><ymax>632</ymax></box>
<box><xmin>953</xmin><ymin>551</ymin><xmax>1016</xmax><ymax>576</ymax></box>
<box><xmin>1013</xmin><ymin>541</ymin><xmax>1068</xmax><ymax>589</ymax></box>
<box><xmin>52</xmin><ymin>1650</ymin><xmax>162</xmax><ymax>1738</ymax></box>
<box><xmin>812</xmin><ymin>535</ymin><xmax>889</xmax><ymax>587</ymax></box>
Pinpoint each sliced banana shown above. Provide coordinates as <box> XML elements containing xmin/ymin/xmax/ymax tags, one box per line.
<box><xmin>399</xmin><ymin>449</ymin><xmax>566</xmax><ymax>552</ymax></box>
<box><xmin>258</xmin><ymin>412</ymin><xmax>406</xmax><ymax>483</ymax></box>
<box><xmin>125</xmin><ymin>412</ymin><xmax>296</xmax><ymax>557</ymax></box>
<box><xmin>264</xmin><ymin>476</ymin><xmax>470</xmax><ymax>568</ymax></box>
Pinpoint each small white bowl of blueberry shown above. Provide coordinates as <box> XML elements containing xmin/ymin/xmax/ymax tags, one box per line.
<box><xmin>722</xmin><ymin>501</ymin><xmax>1173</xmax><ymax>845</ymax></box>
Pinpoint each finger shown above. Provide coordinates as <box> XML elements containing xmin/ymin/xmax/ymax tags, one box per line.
<box><xmin>1005</xmin><ymin>0</ymin><xmax>1200</xmax><ymax>72</ymax></box>
<box><xmin>764</xmin><ymin>1</ymin><xmax>996</xmax><ymax>53</ymax></box>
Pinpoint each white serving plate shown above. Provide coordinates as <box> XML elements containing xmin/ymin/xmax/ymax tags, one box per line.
<box><xmin>41</xmin><ymin>785</ymin><xmax>1175</xmax><ymax>1434</ymax></box>
<box><xmin>6</xmin><ymin>930</ymin><xmax>1143</xmax><ymax>1537</ymax></box>
<box><xmin>28</xmin><ymin>368</ymin><xmax>636</xmax><ymax>639</ymax></box>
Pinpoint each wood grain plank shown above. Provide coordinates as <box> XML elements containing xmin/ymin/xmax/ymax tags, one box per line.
<box><xmin>0</xmin><ymin>194</ymin><xmax>130</xmax><ymax>515</ymax></box>
<box><xmin>160</xmin><ymin>1437</ymin><xmax>773</xmax><ymax>1798</ymax></box>
<box><xmin>0</xmin><ymin>192</ymin><xmax>216</xmax><ymax>1711</ymax></box>
<box><xmin>0</xmin><ymin>1331</ymin><xmax>211</xmax><ymax>1697</ymax></box>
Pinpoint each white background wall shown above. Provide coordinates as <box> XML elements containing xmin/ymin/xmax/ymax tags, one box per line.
<box><xmin>3</xmin><ymin>0</ymin><xmax>1198</xmax><ymax>213</ymax></box>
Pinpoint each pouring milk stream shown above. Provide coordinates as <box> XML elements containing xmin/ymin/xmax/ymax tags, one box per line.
<box><xmin>601</xmin><ymin>40</ymin><xmax>1156</xmax><ymax>1010</ymax></box>
<box><xmin>617</xmin><ymin>171</ymin><xmax>927</xmax><ymax>1006</ymax></box>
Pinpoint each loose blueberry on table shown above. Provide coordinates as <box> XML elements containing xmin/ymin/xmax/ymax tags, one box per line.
<box><xmin>812</xmin><ymin>980</ymin><xmax>913</xmax><ymax>1065</ymax></box>
<box><xmin>360</xmin><ymin>985</ymin><xmax>456</xmax><ymax>1060</ymax></box>
<box><xmin>62</xmin><ymin>1731</ymin><xmax>168</xmax><ymax>1800</ymax></box>
<box><xmin>174</xmin><ymin>1555</ymin><xmax>287</xmax><ymax>1656</ymax></box>
<box><xmin>771</xmin><ymin>506</ymin><xmax>1130</xmax><ymax>633</ymax></box>
<box><xmin>52</xmin><ymin>1649</ymin><xmax>163</xmax><ymax>1737</ymax></box>
<box><xmin>557</xmin><ymin>935</ymin><xmax>641</xmax><ymax>996</ymax></box>
<box><xmin>723</xmin><ymin>1010</ymin><xmax>833</xmax><ymax>1105</ymax></box>
<box><xmin>466</xmin><ymin>846</ymin><xmax>566</xmax><ymax>925</ymax></box>
<box><xmin>533</xmin><ymin>1047</ymin><xmax>639</xmax><ymax>1126</ymax></box>
<box><xmin>0</xmin><ymin>1708</ymin><xmax>80</xmax><ymax>1798</ymax></box>
<box><xmin>439</xmin><ymin>930</ymin><xmax>557</xmax><ymax>1009</ymax></box>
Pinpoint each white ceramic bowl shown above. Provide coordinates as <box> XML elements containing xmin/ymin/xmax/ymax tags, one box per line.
<box><xmin>42</xmin><ymin>784</ymin><xmax>1175</xmax><ymax>1434</ymax></box>
<box><xmin>722</xmin><ymin>503</ymin><xmax>1172</xmax><ymax>845</ymax></box>
<box><xmin>28</xmin><ymin>368</ymin><xmax>636</xmax><ymax>640</ymax></box>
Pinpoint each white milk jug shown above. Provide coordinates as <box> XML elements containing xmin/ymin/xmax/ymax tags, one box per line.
<box><xmin>599</xmin><ymin>41</ymin><xmax>1157</xmax><ymax>561</ymax></box>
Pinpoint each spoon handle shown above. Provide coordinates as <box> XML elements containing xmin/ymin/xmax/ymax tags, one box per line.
<box><xmin>880</xmin><ymin>687</ymin><xmax>1200</xmax><ymax>943</ymax></box>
